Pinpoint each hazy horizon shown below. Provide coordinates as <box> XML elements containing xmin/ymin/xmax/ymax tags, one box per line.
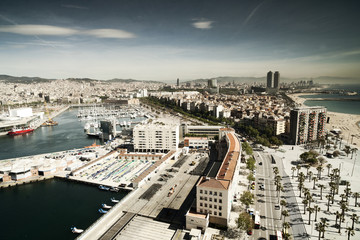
<box><xmin>1</xmin><ymin>0</ymin><xmax>360</xmax><ymax>83</ymax></box>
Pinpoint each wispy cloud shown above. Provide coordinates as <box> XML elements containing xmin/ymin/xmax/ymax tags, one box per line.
<box><xmin>61</xmin><ymin>4</ymin><xmax>88</xmax><ymax>10</ymax></box>
<box><xmin>0</xmin><ymin>25</ymin><xmax>136</xmax><ymax>39</ymax></box>
<box><xmin>192</xmin><ymin>20</ymin><xmax>214</xmax><ymax>29</ymax></box>
<box><xmin>84</xmin><ymin>29</ymin><xmax>135</xmax><ymax>39</ymax></box>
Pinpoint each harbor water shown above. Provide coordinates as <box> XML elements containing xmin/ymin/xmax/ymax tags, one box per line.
<box><xmin>0</xmin><ymin>178</ymin><xmax>128</xmax><ymax>240</ymax></box>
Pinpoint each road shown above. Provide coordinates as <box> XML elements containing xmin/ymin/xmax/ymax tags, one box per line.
<box><xmin>252</xmin><ymin>151</ymin><xmax>283</xmax><ymax>239</ymax></box>
<box><xmin>252</xmin><ymin>150</ymin><xmax>308</xmax><ymax>240</ymax></box>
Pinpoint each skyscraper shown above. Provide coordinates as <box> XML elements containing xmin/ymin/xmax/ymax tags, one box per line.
<box><xmin>267</xmin><ymin>71</ymin><xmax>273</xmax><ymax>88</ymax></box>
<box><xmin>177</xmin><ymin>78</ymin><xmax>180</xmax><ymax>86</ymax></box>
<box><xmin>290</xmin><ymin>106</ymin><xmax>327</xmax><ymax>145</ymax></box>
<box><xmin>274</xmin><ymin>71</ymin><xmax>280</xmax><ymax>89</ymax></box>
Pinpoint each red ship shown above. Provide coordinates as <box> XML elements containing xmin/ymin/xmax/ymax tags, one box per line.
<box><xmin>8</xmin><ymin>127</ymin><xmax>34</xmax><ymax>135</ymax></box>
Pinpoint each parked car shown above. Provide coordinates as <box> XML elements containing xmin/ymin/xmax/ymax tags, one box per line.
<box><xmin>275</xmin><ymin>204</ymin><xmax>280</xmax><ymax>210</ymax></box>
<box><xmin>259</xmin><ymin>184</ymin><xmax>265</xmax><ymax>190</ymax></box>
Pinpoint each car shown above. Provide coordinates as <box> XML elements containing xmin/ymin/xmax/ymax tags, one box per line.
<box><xmin>275</xmin><ymin>204</ymin><xmax>280</xmax><ymax>210</ymax></box>
<box><xmin>259</xmin><ymin>184</ymin><xmax>265</xmax><ymax>190</ymax></box>
<box><xmin>251</xmin><ymin>185</ymin><xmax>255</xmax><ymax>190</ymax></box>
<box><xmin>247</xmin><ymin>229</ymin><xmax>253</xmax><ymax>235</ymax></box>
<box><xmin>259</xmin><ymin>162</ymin><xmax>262</xmax><ymax>165</ymax></box>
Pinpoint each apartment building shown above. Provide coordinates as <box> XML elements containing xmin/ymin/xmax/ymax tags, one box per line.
<box><xmin>184</xmin><ymin>137</ymin><xmax>208</xmax><ymax>149</ymax></box>
<box><xmin>290</xmin><ymin>106</ymin><xmax>327</xmax><ymax>145</ymax></box>
<box><xmin>133</xmin><ymin>123</ymin><xmax>179</xmax><ymax>152</ymax></box>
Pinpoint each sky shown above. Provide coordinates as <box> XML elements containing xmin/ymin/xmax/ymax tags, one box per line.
<box><xmin>0</xmin><ymin>0</ymin><xmax>360</xmax><ymax>82</ymax></box>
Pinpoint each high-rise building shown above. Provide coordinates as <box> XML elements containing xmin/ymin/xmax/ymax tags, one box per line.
<box><xmin>177</xmin><ymin>78</ymin><xmax>180</xmax><ymax>87</ymax></box>
<box><xmin>290</xmin><ymin>106</ymin><xmax>327</xmax><ymax>145</ymax></box>
<box><xmin>267</xmin><ymin>71</ymin><xmax>273</xmax><ymax>88</ymax></box>
<box><xmin>274</xmin><ymin>71</ymin><xmax>280</xmax><ymax>89</ymax></box>
<box><xmin>208</xmin><ymin>79</ymin><xmax>218</xmax><ymax>88</ymax></box>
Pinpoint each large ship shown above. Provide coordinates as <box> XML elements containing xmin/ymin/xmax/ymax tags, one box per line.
<box><xmin>8</xmin><ymin>127</ymin><xmax>34</xmax><ymax>135</ymax></box>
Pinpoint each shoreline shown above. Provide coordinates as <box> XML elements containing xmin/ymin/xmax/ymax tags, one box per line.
<box><xmin>287</xmin><ymin>93</ymin><xmax>360</xmax><ymax>146</ymax></box>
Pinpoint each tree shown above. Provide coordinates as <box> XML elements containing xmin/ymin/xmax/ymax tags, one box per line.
<box><xmin>353</xmin><ymin>192</ymin><xmax>360</xmax><ymax>207</ymax></box>
<box><xmin>350</xmin><ymin>214</ymin><xmax>358</xmax><ymax>230</ymax></box>
<box><xmin>282</xmin><ymin>222</ymin><xmax>291</xmax><ymax>239</ymax></box>
<box><xmin>247</xmin><ymin>173</ymin><xmax>255</xmax><ymax>183</ymax></box>
<box><xmin>315</xmin><ymin>222</ymin><xmax>322</xmax><ymax>240</ymax></box>
<box><xmin>351</xmin><ymin>148</ymin><xmax>358</xmax><ymax>159</ymax></box>
<box><xmin>305</xmin><ymin>164</ymin><xmax>311</xmax><ymax>176</ymax></box>
<box><xmin>340</xmin><ymin>201</ymin><xmax>349</xmax><ymax>223</ymax></box>
<box><xmin>273</xmin><ymin>167</ymin><xmax>279</xmax><ymax>176</ymax></box>
<box><xmin>302</xmin><ymin>199</ymin><xmax>309</xmax><ymax>214</ymax></box>
<box><xmin>326</xmin><ymin>164</ymin><xmax>332</xmax><ymax>176</ymax></box>
<box><xmin>335</xmin><ymin>211</ymin><xmax>341</xmax><ymax>227</ymax></box>
<box><xmin>345</xmin><ymin>227</ymin><xmax>355</xmax><ymax>240</ymax></box>
<box><xmin>281</xmin><ymin>210</ymin><xmax>289</xmax><ymax>224</ymax></box>
<box><xmin>344</xmin><ymin>145</ymin><xmax>351</xmax><ymax>157</ymax></box>
<box><xmin>296</xmin><ymin>165</ymin><xmax>301</xmax><ymax>176</ymax></box>
<box><xmin>312</xmin><ymin>176</ymin><xmax>318</xmax><ymax>190</ymax></box>
<box><xmin>280</xmin><ymin>200</ymin><xmax>287</xmax><ymax>212</ymax></box>
<box><xmin>315</xmin><ymin>218</ymin><xmax>329</xmax><ymax>240</ymax></box>
<box><xmin>237</xmin><ymin>212</ymin><xmax>254</xmax><ymax>232</ymax></box>
<box><xmin>326</xmin><ymin>194</ymin><xmax>332</xmax><ymax>212</ymax></box>
<box><xmin>316</xmin><ymin>165</ymin><xmax>323</xmax><ymax>179</ymax></box>
<box><xmin>314</xmin><ymin>205</ymin><xmax>320</xmax><ymax>222</ymax></box>
<box><xmin>307</xmin><ymin>207</ymin><xmax>314</xmax><ymax>225</ymax></box>
<box><xmin>308</xmin><ymin>171</ymin><xmax>313</xmax><ymax>182</ymax></box>
<box><xmin>240</xmin><ymin>191</ymin><xmax>255</xmax><ymax>207</ymax></box>
<box><xmin>318</xmin><ymin>184</ymin><xmax>326</xmax><ymax>200</ymax></box>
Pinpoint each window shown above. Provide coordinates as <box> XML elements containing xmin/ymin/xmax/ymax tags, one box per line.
<box><xmin>200</xmin><ymin>203</ymin><xmax>203</xmax><ymax>207</ymax></box>
<box><xmin>205</xmin><ymin>190</ymin><xmax>208</xmax><ymax>194</ymax></box>
<box><xmin>200</xmin><ymin>209</ymin><xmax>203</xmax><ymax>213</ymax></box>
<box><xmin>214</xmin><ymin>211</ymin><xmax>217</xmax><ymax>216</ymax></box>
<box><xmin>219</xmin><ymin>192</ymin><xmax>222</xmax><ymax>197</ymax></box>
<box><xmin>209</xmin><ymin>191</ymin><xmax>212</xmax><ymax>195</ymax></box>
<box><xmin>219</xmin><ymin>206</ymin><xmax>222</xmax><ymax>210</ymax></box>
<box><xmin>214</xmin><ymin>205</ymin><xmax>217</xmax><ymax>209</ymax></box>
<box><xmin>219</xmin><ymin>199</ymin><xmax>222</xmax><ymax>203</ymax></box>
<box><xmin>219</xmin><ymin>212</ymin><xmax>222</xmax><ymax>216</ymax></box>
<box><xmin>209</xmin><ymin>204</ymin><xmax>212</xmax><ymax>208</ymax></box>
<box><xmin>200</xmin><ymin>196</ymin><xmax>203</xmax><ymax>200</ymax></box>
<box><xmin>209</xmin><ymin>198</ymin><xmax>212</xmax><ymax>202</ymax></box>
<box><xmin>214</xmin><ymin>198</ymin><xmax>217</xmax><ymax>203</ymax></box>
<box><xmin>205</xmin><ymin>203</ymin><xmax>207</xmax><ymax>207</ymax></box>
<box><xmin>214</xmin><ymin>192</ymin><xmax>217</xmax><ymax>196</ymax></box>
<box><xmin>204</xmin><ymin>197</ymin><xmax>207</xmax><ymax>201</ymax></box>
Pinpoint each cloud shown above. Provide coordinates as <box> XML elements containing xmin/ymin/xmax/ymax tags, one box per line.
<box><xmin>84</xmin><ymin>29</ymin><xmax>135</xmax><ymax>39</ymax></box>
<box><xmin>0</xmin><ymin>25</ymin><xmax>77</xmax><ymax>36</ymax></box>
<box><xmin>0</xmin><ymin>25</ymin><xmax>136</xmax><ymax>39</ymax></box>
<box><xmin>192</xmin><ymin>20</ymin><xmax>213</xmax><ymax>29</ymax></box>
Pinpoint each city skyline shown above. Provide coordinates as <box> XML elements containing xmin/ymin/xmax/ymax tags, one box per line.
<box><xmin>1</xmin><ymin>0</ymin><xmax>360</xmax><ymax>82</ymax></box>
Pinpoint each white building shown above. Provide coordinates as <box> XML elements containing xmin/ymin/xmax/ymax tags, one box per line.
<box><xmin>186</xmin><ymin>128</ymin><xmax>242</xmax><ymax>228</ymax></box>
<box><xmin>184</xmin><ymin>137</ymin><xmax>208</xmax><ymax>149</ymax></box>
<box><xmin>9</xmin><ymin>107</ymin><xmax>33</xmax><ymax>118</ymax></box>
<box><xmin>133</xmin><ymin>123</ymin><xmax>179</xmax><ymax>152</ymax></box>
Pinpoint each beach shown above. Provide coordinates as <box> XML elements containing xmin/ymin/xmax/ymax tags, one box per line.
<box><xmin>288</xmin><ymin>93</ymin><xmax>360</xmax><ymax>147</ymax></box>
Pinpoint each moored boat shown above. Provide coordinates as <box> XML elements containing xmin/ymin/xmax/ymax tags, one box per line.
<box><xmin>71</xmin><ymin>227</ymin><xmax>84</xmax><ymax>233</ymax></box>
<box><xmin>102</xmin><ymin>204</ymin><xmax>112</xmax><ymax>209</ymax></box>
<box><xmin>111</xmin><ymin>197</ymin><xmax>120</xmax><ymax>203</ymax></box>
<box><xmin>98</xmin><ymin>208</ymin><xmax>108</xmax><ymax>214</ymax></box>
<box><xmin>99</xmin><ymin>185</ymin><xmax>110</xmax><ymax>191</ymax></box>
<box><xmin>8</xmin><ymin>127</ymin><xmax>34</xmax><ymax>136</ymax></box>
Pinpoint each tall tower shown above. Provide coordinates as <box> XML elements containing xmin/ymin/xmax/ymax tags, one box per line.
<box><xmin>274</xmin><ymin>71</ymin><xmax>280</xmax><ymax>89</ymax></box>
<box><xmin>177</xmin><ymin>78</ymin><xmax>180</xmax><ymax>87</ymax></box>
<box><xmin>267</xmin><ymin>71</ymin><xmax>273</xmax><ymax>88</ymax></box>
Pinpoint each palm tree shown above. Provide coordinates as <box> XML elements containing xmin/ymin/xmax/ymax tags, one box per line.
<box><xmin>308</xmin><ymin>171</ymin><xmax>313</xmax><ymax>182</ymax></box>
<box><xmin>335</xmin><ymin>211</ymin><xmax>341</xmax><ymax>226</ymax></box>
<box><xmin>353</xmin><ymin>192</ymin><xmax>360</xmax><ymax>207</ymax></box>
<box><xmin>326</xmin><ymin>194</ymin><xmax>332</xmax><ymax>211</ymax></box>
<box><xmin>312</xmin><ymin>176</ymin><xmax>318</xmax><ymax>189</ymax></box>
<box><xmin>344</xmin><ymin>187</ymin><xmax>352</xmax><ymax>203</ymax></box>
<box><xmin>315</xmin><ymin>222</ymin><xmax>323</xmax><ymax>240</ymax></box>
<box><xmin>291</xmin><ymin>166</ymin><xmax>296</xmax><ymax>178</ymax></box>
<box><xmin>282</xmin><ymin>210</ymin><xmax>289</xmax><ymax>224</ymax></box>
<box><xmin>350</xmin><ymin>214</ymin><xmax>358</xmax><ymax>230</ymax></box>
<box><xmin>273</xmin><ymin>166</ymin><xmax>279</xmax><ymax>175</ymax></box>
<box><xmin>340</xmin><ymin>201</ymin><xmax>349</xmax><ymax>223</ymax></box>
<box><xmin>318</xmin><ymin>184</ymin><xmax>326</xmax><ymax>200</ymax></box>
<box><xmin>314</xmin><ymin>205</ymin><xmax>320</xmax><ymax>222</ymax></box>
<box><xmin>345</xmin><ymin>227</ymin><xmax>355</xmax><ymax>240</ymax></box>
<box><xmin>345</xmin><ymin>145</ymin><xmax>351</xmax><ymax>157</ymax></box>
<box><xmin>307</xmin><ymin>207</ymin><xmax>314</xmax><ymax>225</ymax></box>
<box><xmin>326</xmin><ymin>164</ymin><xmax>332</xmax><ymax>176</ymax></box>
<box><xmin>316</xmin><ymin>165</ymin><xmax>323</xmax><ymax>179</ymax></box>
<box><xmin>280</xmin><ymin>199</ymin><xmax>287</xmax><ymax>212</ymax></box>
<box><xmin>302</xmin><ymin>199</ymin><xmax>308</xmax><ymax>214</ymax></box>
<box><xmin>320</xmin><ymin>218</ymin><xmax>329</xmax><ymax>238</ymax></box>
<box><xmin>283</xmin><ymin>221</ymin><xmax>291</xmax><ymax>234</ymax></box>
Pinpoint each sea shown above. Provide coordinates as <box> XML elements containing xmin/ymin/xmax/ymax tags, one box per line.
<box><xmin>300</xmin><ymin>84</ymin><xmax>360</xmax><ymax>117</ymax></box>
<box><xmin>0</xmin><ymin>108</ymin><xmax>141</xmax><ymax>239</ymax></box>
